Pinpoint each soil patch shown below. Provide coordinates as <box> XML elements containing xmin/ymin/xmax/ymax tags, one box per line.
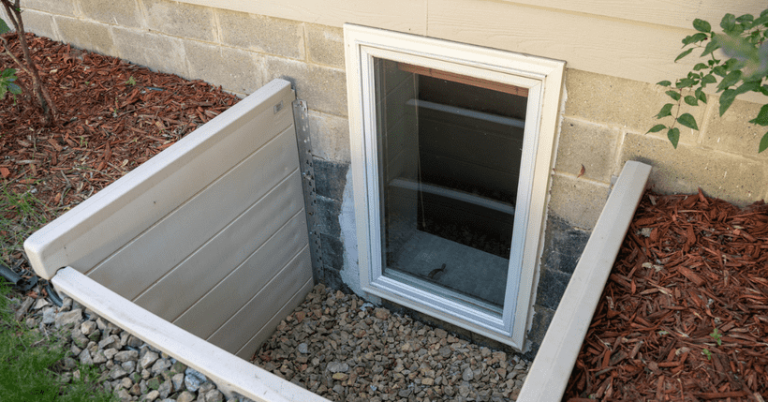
<box><xmin>564</xmin><ymin>190</ymin><xmax>768</xmax><ymax>401</ymax></box>
<box><xmin>1</xmin><ymin>32</ymin><xmax>238</xmax><ymax>268</ymax></box>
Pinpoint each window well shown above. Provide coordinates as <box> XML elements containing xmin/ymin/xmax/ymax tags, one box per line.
<box><xmin>344</xmin><ymin>24</ymin><xmax>565</xmax><ymax>349</ymax></box>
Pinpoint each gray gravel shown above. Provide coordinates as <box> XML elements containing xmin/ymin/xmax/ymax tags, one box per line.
<box><xmin>252</xmin><ymin>284</ymin><xmax>531</xmax><ymax>402</ymax></box>
<box><xmin>10</xmin><ymin>283</ymin><xmax>531</xmax><ymax>402</ymax></box>
<box><xmin>11</xmin><ymin>294</ymin><xmax>247</xmax><ymax>402</ymax></box>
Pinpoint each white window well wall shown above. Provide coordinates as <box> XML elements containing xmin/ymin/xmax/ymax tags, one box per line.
<box><xmin>344</xmin><ymin>24</ymin><xmax>565</xmax><ymax>349</ymax></box>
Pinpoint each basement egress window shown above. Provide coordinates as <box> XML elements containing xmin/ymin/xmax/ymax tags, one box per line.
<box><xmin>344</xmin><ymin>25</ymin><xmax>565</xmax><ymax>349</ymax></box>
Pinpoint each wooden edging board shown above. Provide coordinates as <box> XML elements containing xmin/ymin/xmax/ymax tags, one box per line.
<box><xmin>517</xmin><ymin>160</ymin><xmax>652</xmax><ymax>401</ymax></box>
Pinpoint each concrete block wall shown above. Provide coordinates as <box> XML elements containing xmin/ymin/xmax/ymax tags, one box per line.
<box><xmin>555</xmin><ymin>69</ymin><xmax>767</xmax><ymax>215</ymax></box>
<box><xmin>15</xmin><ymin>0</ymin><xmax>768</xmax><ymax>355</ymax></box>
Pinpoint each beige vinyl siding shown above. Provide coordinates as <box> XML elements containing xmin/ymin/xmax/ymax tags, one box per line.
<box><xmin>176</xmin><ymin>0</ymin><xmax>764</xmax><ymax>92</ymax></box>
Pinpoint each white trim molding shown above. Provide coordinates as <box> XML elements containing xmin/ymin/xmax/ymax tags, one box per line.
<box><xmin>344</xmin><ymin>24</ymin><xmax>565</xmax><ymax>349</ymax></box>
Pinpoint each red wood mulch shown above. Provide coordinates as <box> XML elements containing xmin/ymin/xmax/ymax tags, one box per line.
<box><xmin>565</xmin><ymin>190</ymin><xmax>768</xmax><ymax>402</ymax></box>
<box><xmin>1</xmin><ymin>32</ymin><xmax>239</xmax><ymax>209</ymax></box>
<box><xmin>1</xmin><ymin>32</ymin><xmax>238</xmax><ymax>268</ymax></box>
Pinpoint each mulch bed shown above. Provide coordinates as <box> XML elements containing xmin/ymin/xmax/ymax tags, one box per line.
<box><xmin>1</xmin><ymin>32</ymin><xmax>238</xmax><ymax>209</ymax></box>
<box><xmin>1</xmin><ymin>32</ymin><xmax>238</xmax><ymax>267</ymax></box>
<box><xmin>565</xmin><ymin>190</ymin><xmax>768</xmax><ymax>402</ymax></box>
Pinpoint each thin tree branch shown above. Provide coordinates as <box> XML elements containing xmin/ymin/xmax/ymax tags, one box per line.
<box><xmin>0</xmin><ymin>0</ymin><xmax>59</xmax><ymax>123</ymax></box>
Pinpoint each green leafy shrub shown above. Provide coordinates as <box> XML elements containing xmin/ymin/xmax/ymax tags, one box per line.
<box><xmin>0</xmin><ymin>16</ymin><xmax>21</xmax><ymax>102</ymax></box>
<box><xmin>0</xmin><ymin>67</ymin><xmax>22</xmax><ymax>102</ymax></box>
<box><xmin>650</xmin><ymin>9</ymin><xmax>768</xmax><ymax>153</ymax></box>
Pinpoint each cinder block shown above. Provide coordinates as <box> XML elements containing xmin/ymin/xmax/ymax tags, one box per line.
<box><xmin>619</xmin><ymin>132</ymin><xmax>767</xmax><ymax>206</ymax></box>
<box><xmin>314</xmin><ymin>160</ymin><xmax>350</xmax><ymax>202</ymax></box>
<box><xmin>565</xmin><ymin>69</ymin><xmax>705</xmax><ymax>140</ymax></box>
<box><xmin>217</xmin><ymin>9</ymin><xmax>304</xmax><ymax>60</ymax></box>
<box><xmin>542</xmin><ymin>215</ymin><xmax>590</xmax><ymax>276</ymax></box>
<box><xmin>309</xmin><ymin>110</ymin><xmax>351</xmax><ymax>163</ymax></box>
<box><xmin>184</xmin><ymin>41</ymin><xmax>263</xmax><ymax>95</ymax></box>
<box><xmin>526</xmin><ymin>304</ymin><xmax>555</xmax><ymax>350</ymax></box>
<box><xmin>142</xmin><ymin>0</ymin><xmax>215</xmax><ymax>42</ymax></box>
<box><xmin>547</xmin><ymin>174</ymin><xmax>610</xmax><ymax>230</ymax></box>
<box><xmin>16</xmin><ymin>10</ymin><xmax>57</xmax><ymax>39</ymax></box>
<box><xmin>306</xmin><ymin>24</ymin><xmax>344</xmax><ymax>68</ymax></box>
<box><xmin>78</xmin><ymin>0</ymin><xmax>143</xmax><ymax>28</ymax></box>
<box><xmin>701</xmin><ymin>98</ymin><xmax>768</xmax><ymax>159</ymax></box>
<box><xmin>316</xmin><ymin>195</ymin><xmax>342</xmax><ymax>238</ymax></box>
<box><xmin>113</xmin><ymin>28</ymin><xmax>187</xmax><ymax>78</ymax></box>
<box><xmin>54</xmin><ymin>17</ymin><xmax>116</xmax><ymax>57</ymax></box>
<box><xmin>320</xmin><ymin>232</ymin><xmax>344</xmax><ymax>271</ymax></box>
<box><xmin>535</xmin><ymin>267</ymin><xmax>570</xmax><ymax>311</ymax></box>
<box><xmin>23</xmin><ymin>0</ymin><xmax>76</xmax><ymax>16</ymax></box>
<box><xmin>554</xmin><ymin>117</ymin><xmax>619</xmax><ymax>182</ymax></box>
<box><xmin>266</xmin><ymin>56</ymin><xmax>346</xmax><ymax>117</ymax></box>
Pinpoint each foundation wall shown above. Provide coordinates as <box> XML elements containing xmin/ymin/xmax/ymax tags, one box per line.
<box><xmin>13</xmin><ymin>0</ymin><xmax>768</xmax><ymax>354</ymax></box>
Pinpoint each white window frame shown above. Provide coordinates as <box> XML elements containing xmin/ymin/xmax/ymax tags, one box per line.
<box><xmin>344</xmin><ymin>24</ymin><xmax>565</xmax><ymax>349</ymax></box>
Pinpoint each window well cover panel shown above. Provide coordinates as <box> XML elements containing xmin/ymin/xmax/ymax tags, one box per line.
<box><xmin>24</xmin><ymin>79</ymin><xmax>313</xmax><ymax>357</ymax></box>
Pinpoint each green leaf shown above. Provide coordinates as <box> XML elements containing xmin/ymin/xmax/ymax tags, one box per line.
<box><xmin>656</xmin><ymin>103</ymin><xmax>674</xmax><ymax>119</ymax></box>
<box><xmin>713</xmin><ymin>65</ymin><xmax>727</xmax><ymax>77</ymax></box>
<box><xmin>657</xmin><ymin>80</ymin><xmax>672</xmax><ymax>87</ymax></box>
<box><xmin>676</xmin><ymin>78</ymin><xmax>695</xmax><ymax>89</ymax></box>
<box><xmin>719</xmin><ymin>89</ymin><xmax>737</xmax><ymax>116</ymax></box>
<box><xmin>735</xmin><ymin>14</ymin><xmax>754</xmax><ymax>25</ymax></box>
<box><xmin>748</xmin><ymin>104</ymin><xmax>768</xmax><ymax>126</ymax></box>
<box><xmin>735</xmin><ymin>81</ymin><xmax>760</xmax><ymax>95</ymax></box>
<box><xmin>647</xmin><ymin>124</ymin><xmax>666</xmax><ymax>134</ymax></box>
<box><xmin>693</xmin><ymin>63</ymin><xmax>708</xmax><ymax>71</ymax></box>
<box><xmin>701</xmin><ymin>74</ymin><xmax>717</xmax><ymax>86</ymax></box>
<box><xmin>701</xmin><ymin>39</ymin><xmax>721</xmax><ymax>57</ymax></box>
<box><xmin>8</xmin><ymin>83</ymin><xmax>20</xmax><ymax>95</ymax></box>
<box><xmin>0</xmin><ymin>68</ymin><xmax>16</xmax><ymax>78</ymax></box>
<box><xmin>717</xmin><ymin>70</ymin><xmax>742</xmax><ymax>91</ymax></box>
<box><xmin>667</xmin><ymin>128</ymin><xmax>680</xmax><ymax>148</ymax></box>
<box><xmin>682</xmin><ymin>33</ymin><xmax>709</xmax><ymax>46</ymax></box>
<box><xmin>720</xmin><ymin>13</ymin><xmax>737</xmax><ymax>32</ymax></box>
<box><xmin>0</xmin><ymin>18</ymin><xmax>10</xmax><ymax>35</ymax></box>
<box><xmin>675</xmin><ymin>48</ymin><xmax>694</xmax><ymax>62</ymax></box>
<box><xmin>722</xmin><ymin>58</ymin><xmax>740</xmax><ymax>72</ymax></box>
<box><xmin>684</xmin><ymin>95</ymin><xmax>698</xmax><ymax>106</ymax></box>
<box><xmin>696</xmin><ymin>88</ymin><xmax>708</xmax><ymax>104</ymax></box>
<box><xmin>760</xmin><ymin>131</ymin><xmax>768</xmax><ymax>153</ymax></box>
<box><xmin>693</xmin><ymin>18</ymin><xmax>712</xmax><ymax>33</ymax></box>
<box><xmin>666</xmin><ymin>90</ymin><xmax>681</xmax><ymax>101</ymax></box>
<box><xmin>677</xmin><ymin>113</ymin><xmax>699</xmax><ymax>130</ymax></box>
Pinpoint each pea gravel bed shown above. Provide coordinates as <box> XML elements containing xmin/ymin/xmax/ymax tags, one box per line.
<box><xmin>11</xmin><ymin>293</ymin><xmax>248</xmax><ymax>402</ymax></box>
<box><xmin>9</xmin><ymin>283</ymin><xmax>532</xmax><ymax>402</ymax></box>
<box><xmin>251</xmin><ymin>284</ymin><xmax>531</xmax><ymax>402</ymax></box>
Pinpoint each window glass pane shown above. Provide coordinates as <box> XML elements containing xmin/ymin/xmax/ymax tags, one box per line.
<box><xmin>375</xmin><ymin>57</ymin><xmax>527</xmax><ymax>311</ymax></box>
